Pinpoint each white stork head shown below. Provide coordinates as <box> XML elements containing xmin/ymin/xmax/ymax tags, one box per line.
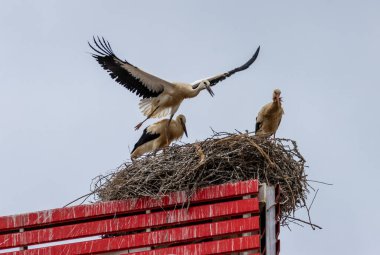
<box><xmin>272</xmin><ymin>89</ymin><xmax>282</xmax><ymax>103</ymax></box>
<box><xmin>198</xmin><ymin>80</ymin><xmax>215</xmax><ymax>97</ymax></box>
<box><xmin>176</xmin><ymin>114</ymin><xmax>188</xmax><ymax>137</ymax></box>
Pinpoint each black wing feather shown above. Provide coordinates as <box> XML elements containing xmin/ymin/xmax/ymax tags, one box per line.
<box><xmin>255</xmin><ymin>117</ymin><xmax>262</xmax><ymax>133</ymax></box>
<box><xmin>132</xmin><ymin>128</ymin><xmax>161</xmax><ymax>153</ymax></box>
<box><xmin>209</xmin><ymin>46</ymin><xmax>260</xmax><ymax>86</ymax></box>
<box><xmin>89</xmin><ymin>36</ymin><xmax>163</xmax><ymax>99</ymax></box>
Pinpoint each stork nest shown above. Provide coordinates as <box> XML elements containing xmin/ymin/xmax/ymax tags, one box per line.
<box><xmin>92</xmin><ymin>131</ymin><xmax>313</xmax><ymax>227</ymax></box>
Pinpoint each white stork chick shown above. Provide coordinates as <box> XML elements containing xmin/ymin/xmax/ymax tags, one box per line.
<box><xmin>131</xmin><ymin>114</ymin><xmax>188</xmax><ymax>159</ymax></box>
<box><xmin>255</xmin><ymin>89</ymin><xmax>284</xmax><ymax>138</ymax></box>
<box><xmin>89</xmin><ymin>36</ymin><xmax>260</xmax><ymax>130</ymax></box>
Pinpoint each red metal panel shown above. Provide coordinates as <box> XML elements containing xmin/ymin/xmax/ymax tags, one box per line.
<box><xmin>0</xmin><ymin>180</ymin><xmax>258</xmax><ymax>232</ymax></box>
<box><xmin>127</xmin><ymin>235</ymin><xmax>261</xmax><ymax>255</ymax></box>
<box><xmin>1</xmin><ymin>217</ymin><xmax>259</xmax><ymax>255</ymax></box>
<box><xmin>0</xmin><ymin>198</ymin><xmax>259</xmax><ymax>249</ymax></box>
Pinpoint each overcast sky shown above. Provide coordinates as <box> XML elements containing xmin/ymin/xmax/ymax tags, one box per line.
<box><xmin>1</xmin><ymin>1</ymin><xmax>379</xmax><ymax>254</ymax></box>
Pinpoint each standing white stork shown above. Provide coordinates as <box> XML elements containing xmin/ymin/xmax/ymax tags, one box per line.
<box><xmin>255</xmin><ymin>89</ymin><xmax>284</xmax><ymax>138</ymax></box>
<box><xmin>89</xmin><ymin>37</ymin><xmax>260</xmax><ymax>130</ymax></box>
<box><xmin>131</xmin><ymin>114</ymin><xmax>188</xmax><ymax>159</ymax></box>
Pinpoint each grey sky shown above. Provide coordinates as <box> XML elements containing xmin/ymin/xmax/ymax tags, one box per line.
<box><xmin>0</xmin><ymin>0</ymin><xmax>379</xmax><ymax>254</ymax></box>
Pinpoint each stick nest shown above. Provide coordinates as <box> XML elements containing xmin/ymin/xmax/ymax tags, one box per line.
<box><xmin>92</xmin><ymin>132</ymin><xmax>310</xmax><ymax>226</ymax></box>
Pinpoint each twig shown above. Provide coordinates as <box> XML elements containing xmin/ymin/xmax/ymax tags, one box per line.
<box><xmin>287</xmin><ymin>216</ymin><xmax>322</xmax><ymax>230</ymax></box>
<box><xmin>308</xmin><ymin>189</ymin><xmax>319</xmax><ymax>211</ymax></box>
<box><xmin>307</xmin><ymin>179</ymin><xmax>333</xmax><ymax>186</ymax></box>
<box><xmin>63</xmin><ymin>191</ymin><xmax>96</xmax><ymax>207</ymax></box>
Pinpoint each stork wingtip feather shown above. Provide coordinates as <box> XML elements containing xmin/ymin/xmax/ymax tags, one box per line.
<box><xmin>253</xmin><ymin>46</ymin><xmax>260</xmax><ymax>58</ymax></box>
<box><xmin>88</xmin><ymin>41</ymin><xmax>107</xmax><ymax>57</ymax></box>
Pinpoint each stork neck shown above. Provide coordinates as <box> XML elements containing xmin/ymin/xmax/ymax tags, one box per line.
<box><xmin>169</xmin><ymin>121</ymin><xmax>185</xmax><ymax>139</ymax></box>
<box><xmin>269</xmin><ymin>100</ymin><xmax>281</xmax><ymax>112</ymax></box>
<box><xmin>187</xmin><ymin>85</ymin><xmax>203</xmax><ymax>98</ymax></box>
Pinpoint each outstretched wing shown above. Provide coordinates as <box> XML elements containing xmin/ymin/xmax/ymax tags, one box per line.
<box><xmin>89</xmin><ymin>36</ymin><xmax>173</xmax><ymax>99</ymax></box>
<box><xmin>192</xmin><ymin>46</ymin><xmax>260</xmax><ymax>88</ymax></box>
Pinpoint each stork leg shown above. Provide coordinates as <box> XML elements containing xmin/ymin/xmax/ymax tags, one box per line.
<box><xmin>152</xmin><ymin>147</ymin><xmax>165</xmax><ymax>157</ymax></box>
<box><xmin>163</xmin><ymin>113</ymin><xmax>174</xmax><ymax>144</ymax></box>
<box><xmin>135</xmin><ymin>106</ymin><xmax>160</xmax><ymax>130</ymax></box>
<box><xmin>167</xmin><ymin>113</ymin><xmax>174</xmax><ymax>127</ymax></box>
<box><xmin>165</xmin><ymin>129</ymin><xmax>170</xmax><ymax>145</ymax></box>
<box><xmin>267</xmin><ymin>133</ymin><xmax>276</xmax><ymax>141</ymax></box>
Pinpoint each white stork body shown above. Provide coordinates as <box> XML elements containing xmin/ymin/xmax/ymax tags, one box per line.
<box><xmin>138</xmin><ymin>82</ymin><xmax>201</xmax><ymax>119</ymax></box>
<box><xmin>255</xmin><ymin>89</ymin><xmax>284</xmax><ymax>138</ymax></box>
<box><xmin>89</xmin><ymin>37</ymin><xmax>260</xmax><ymax>129</ymax></box>
<box><xmin>131</xmin><ymin>114</ymin><xmax>188</xmax><ymax>159</ymax></box>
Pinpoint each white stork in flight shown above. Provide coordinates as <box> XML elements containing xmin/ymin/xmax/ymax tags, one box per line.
<box><xmin>131</xmin><ymin>114</ymin><xmax>188</xmax><ymax>159</ymax></box>
<box><xmin>255</xmin><ymin>89</ymin><xmax>284</xmax><ymax>138</ymax></box>
<box><xmin>89</xmin><ymin>36</ymin><xmax>260</xmax><ymax>130</ymax></box>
